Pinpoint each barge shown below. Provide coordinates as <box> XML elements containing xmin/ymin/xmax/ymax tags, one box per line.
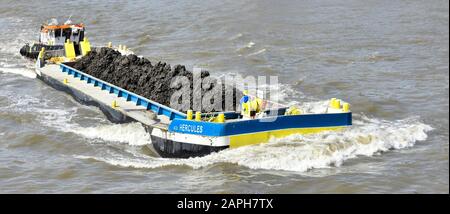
<box><xmin>35</xmin><ymin>60</ymin><xmax>352</xmax><ymax>158</ymax></box>
<box><xmin>27</xmin><ymin>21</ymin><xmax>352</xmax><ymax>158</ymax></box>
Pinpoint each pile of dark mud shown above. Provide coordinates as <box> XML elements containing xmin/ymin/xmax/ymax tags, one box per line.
<box><xmin>66</xmin><ymin>47</ymin><xmax>240</xmax><ymax>113</ymax></box>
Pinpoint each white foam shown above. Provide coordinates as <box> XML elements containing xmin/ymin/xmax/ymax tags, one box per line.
<box><xmin>0</xmin><ymin>91</ymin><xmax>82</xmax><ymax>131</ymax></box>
<box><xmin>0</xmin><ymin>92</ymin><xmax>40</xmax><ymax>111</ymax></box>
<box><xmin>35</xmin><ymin>107</ymin><xmax>78</xmax><ymax>130</ymax></box>
<box><xmin>215</xmin><ymin>72</ymin><xmax>304</xmax><ymax>105</ymax></box>
<box><xmin>0</xmin><ymin>34</ymin><xmax>32</xmax><ymax>57</ymax></box>
<box><xmin>246</xmin><ymin>41</ymin><xmax>255</xmax><ymax>48</ymax></box>
<box><xmin>72</xmin><ymin>122</ymin><xmax>151</xmax><ymax>146</ymax></box>
<box><xmin>257</xmin><ymin>83</ymin><xmax>305</xmax><ymax>104</ymax></box>
<box><xmin>1</xmin><ymin>90</ymin><xmax>151</xmax><ymax>146</ymax></box>
<box><xmin>228</xmin><ymin>33</ymin><xmax>243</xmax><ymax>40</ymax></box>
<box><xmin>0</xmin><ymin>41</ymin><xmax>21</xmax><ymax>56</ymax></box>
<box><xmin>74</xmin><ymin>115</ymin><xmax>432</xmax><ymax>173</ymax></box>
<box><xmin>0</xmin><ymin>61</ymin><xmax>20</xmax><ymax>68</ymax></box>
<box><xmin>0</xmin><ymin>67</ymin><xmax>36</xmax><ymax>79</ymax></box>
<box><xmin>235</xmin><ymin>41</ymin><xmax>256</xmax><ymax>52</ymax></box>
<box><xmin>298</xmin><ymin>100</ymin><xmax>329</xmax><ymax>114</ymax></box>
<box><xmin>247</xmin><ymin>48</ymin><xmax>266</xmax><ymax>57</ymax></box>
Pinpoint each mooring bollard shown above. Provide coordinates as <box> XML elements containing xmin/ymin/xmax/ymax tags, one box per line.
<box><xmin>112</xmin><ymin>100</ymin><xmax>118</xmax><ymax>108</ymax></box>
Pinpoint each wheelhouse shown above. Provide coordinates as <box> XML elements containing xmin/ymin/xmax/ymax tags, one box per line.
<box><xmin>39</xmin><ymin>23</ymin><xmax>85</xmax><ymax>46</ymax></box>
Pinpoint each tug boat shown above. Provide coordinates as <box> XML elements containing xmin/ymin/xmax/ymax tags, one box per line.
<box><xmin>25</xmin><ymin>21</ymin><xmax>352</xmax><ymax>159</ymax></box>
<box><xmin>20</xmin><ymin>18</ymin><xmax>86</xmax><ymax>59</ymax></box>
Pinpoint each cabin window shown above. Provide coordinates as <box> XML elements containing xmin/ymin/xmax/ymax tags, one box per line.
<box><xmin>79</xmin><ymin>30</ymin><xmax>84</xmax><ymax>42</ymax></box>
<box><xmin>63</xmin><ymin>28</ymin><xmax>72</xmax><ymax>41</ymax></box>
<box><xmin>55</xmin><ymin>29</ymin><xmax>61</xmax><ymax>37</ymax></box>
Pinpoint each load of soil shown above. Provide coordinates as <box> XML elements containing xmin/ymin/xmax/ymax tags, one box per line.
<box><xmin>66</xmin><ymin>47</ymin><xmax>241</xmax><ymax>113</ymax></box>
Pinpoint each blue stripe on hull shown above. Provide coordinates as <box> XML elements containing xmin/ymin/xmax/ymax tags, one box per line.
<box><xmin>168</xmin><ymin>112</ymin><xmax>352</xmax><ymax>137</ymax></box>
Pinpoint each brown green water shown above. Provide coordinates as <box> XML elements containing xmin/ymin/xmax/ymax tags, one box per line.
<box><xmin>0</xmin><ymin>0</ymin><xmax>448</xmax><ymax>193</ymax></box>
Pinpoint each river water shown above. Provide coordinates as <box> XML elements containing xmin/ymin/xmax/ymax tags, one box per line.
<box><xmin>0</xmin><ymin>0</ymin><xmax>448</xmax><ymax>193</ymax></box>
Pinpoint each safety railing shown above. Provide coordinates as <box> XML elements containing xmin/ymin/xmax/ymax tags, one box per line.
<box><xmin>59</xmin><ymin>63</ymin><xmax>187</xmax><ymax>120</ymax></box>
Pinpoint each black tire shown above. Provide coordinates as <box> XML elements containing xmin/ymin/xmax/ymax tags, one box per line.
<box><xmin>19</xmin><ymin>43</ymin><xmax>64</xmax><ymax>59</ymax></box>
